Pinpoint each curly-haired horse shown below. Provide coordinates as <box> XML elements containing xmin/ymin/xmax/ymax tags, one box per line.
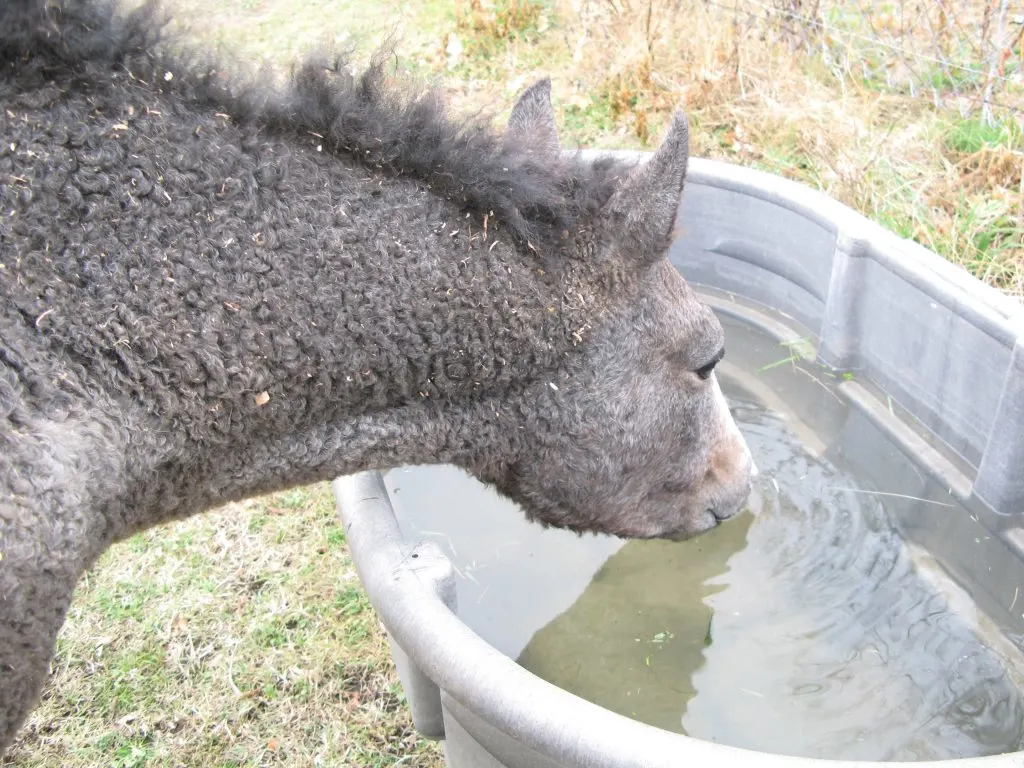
<box><xmin>0</xmin><ymin>0</ymin><xmax>755</xmax><ymax>752</ymax></box>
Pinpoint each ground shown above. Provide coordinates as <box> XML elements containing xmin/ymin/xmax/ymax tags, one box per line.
<box><xmin>3</xmin><ymin>486</ymin><xmax>441</xmax><ymax>767</ymax></box>
<box><xmin>3</xmin><ymin>0</ymin><xmax>1021</xmax><ymax>766</ymax></box>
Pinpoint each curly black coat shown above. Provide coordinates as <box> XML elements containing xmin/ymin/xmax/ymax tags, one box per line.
<box><xmin>0</xmin><ymin>0</ymin><xmax>754</xmax><ymax>753</ymax></box>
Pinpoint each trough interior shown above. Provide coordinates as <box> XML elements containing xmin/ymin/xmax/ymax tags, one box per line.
<box><xmin>380</xmin><ymin>305</ymin><xmax>1024</xmax><ymax>762</ymax></box>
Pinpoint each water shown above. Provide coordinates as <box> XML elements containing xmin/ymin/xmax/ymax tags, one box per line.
<box><xmin>384</xmin><ymin>314</ymin><xmax>1024</xmax><ymax>761</ymax></box>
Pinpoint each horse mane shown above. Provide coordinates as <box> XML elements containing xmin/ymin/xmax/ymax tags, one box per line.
<box><xmin>0</xmin><ymin>0</ymin><xmax>626</xmax><ymax>252</ymax></box>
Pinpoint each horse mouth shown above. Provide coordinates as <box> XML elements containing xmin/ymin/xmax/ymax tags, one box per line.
<box><xmin>712</xmin><ymin>503</ymin><xmax>742</xmax><ymax>522</ymax></box>
<box><xmin>661</xmin><ymin>509</ymin><xmax>720</xmax><ymax>541</ymax></box>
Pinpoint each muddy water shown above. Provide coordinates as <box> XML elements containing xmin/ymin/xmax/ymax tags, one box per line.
<box><xmin>384</xmin><ymin>316</ymin><xmax>1024</xmax><ymax>761</ymax></box>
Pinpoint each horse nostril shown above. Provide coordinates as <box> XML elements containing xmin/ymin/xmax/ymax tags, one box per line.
<box><xmin>712</xmin><ymin>503</ymin><xmax>741</xmax><ymax>522</ymax></box>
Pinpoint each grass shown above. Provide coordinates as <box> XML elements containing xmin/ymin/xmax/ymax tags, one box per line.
<box><xmin>3</xmin><ymin>485</ymin><xmax>443</xmax><ymax>767</ymax></box>
<box><xmin>5</xmin><ymin>0</ymin><xmax>1023</xmax><ymax>765</ymax></box>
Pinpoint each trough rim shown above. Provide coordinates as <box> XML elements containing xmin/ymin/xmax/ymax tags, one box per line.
<box><xmin>334</xmin><ymin>471</ymin><xmax>1024</xmax><ymax>768</ymax></box>
<box><xmin>627</xmin><ymin>152</ymin><xmax>1021</xmax><ymax>335</ymax></box>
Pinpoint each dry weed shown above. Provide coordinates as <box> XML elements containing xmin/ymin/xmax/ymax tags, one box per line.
<box><xmin>537</xmin><ymin>0</ymin><xmax>1024</xmax><ymax>295</ymax></box>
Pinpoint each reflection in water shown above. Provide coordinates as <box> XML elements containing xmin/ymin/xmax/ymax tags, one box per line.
<box><xmin>385</xmin><ymin>319</ymin><xmax>1024</xmax><ymax>761</ymax></box>
<box><xmin>384</xmin><ymin>464</ymin><xmax>624</xmax><ymax>660</ymax></box>
<box><xmin>515</xmin><ymin>515</ymin><xmax>753</xmax><ymax>734</ymax></box>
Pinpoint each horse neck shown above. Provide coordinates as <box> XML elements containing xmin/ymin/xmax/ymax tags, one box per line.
<box><xmin>3</xmin><ymin>70</ymin><xmax>591</xmax><ymax>538</ymax></box>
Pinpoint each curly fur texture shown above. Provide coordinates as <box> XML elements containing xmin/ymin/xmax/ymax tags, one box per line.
<box><xmin>2</xmin><ymin>0</ymin><xmax>621</xmax><ymax>257</ymax></box>
<box><xmin>0</xmin><ymin>0</ymin><xmax>755</xmax><ymax>753</ymax></box>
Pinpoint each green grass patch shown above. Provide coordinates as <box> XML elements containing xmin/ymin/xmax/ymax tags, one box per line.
<box><xmin>943</xmin><ymin>116</ymin><xmax>1024</xmax><ymax>154</ymax></box>
<box><xmin>5</xmin><ymin>483</ymin><xmax>443</xmax><ymax>767</ymax></box>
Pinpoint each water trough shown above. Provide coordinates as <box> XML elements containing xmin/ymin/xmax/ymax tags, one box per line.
<box><xmin>333</xmin><ymin>152</ymin><xmax>1024</xmax><ymax>767</ymax></box>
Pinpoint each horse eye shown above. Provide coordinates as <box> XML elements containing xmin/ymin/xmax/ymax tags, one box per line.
<box><xmin>695</xmin><ymin>361</ymin><xmax>716</xmax><ymax>380</ymax></box>
<box><xmin>695</xmin><ymin>348</ymin><xmax>725</xmax><ymax>380</ymax></box>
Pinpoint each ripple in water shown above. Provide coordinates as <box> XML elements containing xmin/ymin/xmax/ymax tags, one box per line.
<box><xmin>679</xmin><ymin>397</ymin><xmax>1024</xmax><ymax>760</ymax></box>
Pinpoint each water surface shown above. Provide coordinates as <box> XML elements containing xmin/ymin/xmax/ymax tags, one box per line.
<box><xmin>385</xmin><ymin>317</ymin><xmax>1024</xmax><ymax>761</ymax></box>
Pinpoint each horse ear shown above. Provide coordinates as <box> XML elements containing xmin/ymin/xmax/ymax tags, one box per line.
<box><xmin>506</xmin><ymin>77</ymin><xmax>560</xmax><ymax>155</ymax></box>
<box><xmin>602</xmin><ymin>110</ymin><xmax>690</xmax><ymax>264</ymax></box>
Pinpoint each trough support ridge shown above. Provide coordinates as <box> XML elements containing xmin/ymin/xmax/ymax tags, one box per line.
<box><xmin>975</xmin><ymin>338</ymin><xmax>1024</xmax><ymax>517</ymax></box>
<box><xmin>818</xmin><ymin>232</ymin><xmax>870</xmax><ymax>372</ymax></box>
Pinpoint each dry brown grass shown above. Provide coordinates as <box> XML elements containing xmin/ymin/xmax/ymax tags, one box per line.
<box><xmin>528</xmin><ymin>0</ymin><xmax>1024</xmax><ymax>295</ymax></box>
<box><xmin>149</xmin><ymin>0</ymin><xmax>1024</xmax><ymax>298</ymax></box>
<box><xmin>420</xmin><ymin>0</ymin><xmax>1022</xmax><ymax>299</ymax></box>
